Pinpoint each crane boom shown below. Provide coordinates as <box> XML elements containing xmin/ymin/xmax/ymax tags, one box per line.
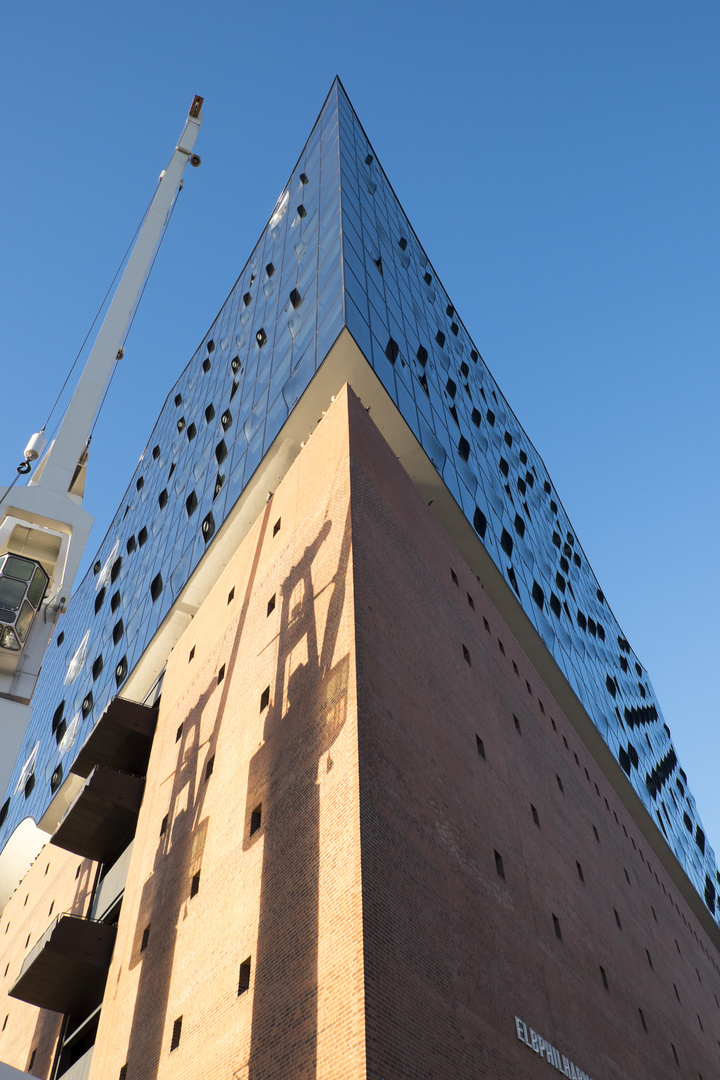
<box><xmin>0</xmin><ymin>96</ymin><xmax>204</xmax><ymax>784</ymax></box>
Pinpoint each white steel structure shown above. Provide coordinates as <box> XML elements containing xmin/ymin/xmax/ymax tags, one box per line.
<box><xmin>0</xmin><ymin>96</ymin><xmax>204</xmax><ymax>819</ymax></box>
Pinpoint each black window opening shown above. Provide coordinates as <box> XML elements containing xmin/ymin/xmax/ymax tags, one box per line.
<box><xmin>238</xmin><ymin>958</ymin><xmax>251</xmax><ymax>996</ymax></box>
<box><xmin>250</xmin><ymin>804</ymin><xmax>262</xmax><ymax>836</ymax></box>
<box><xmin>170</xmin><ymin>1016</ymin><xmax>183</xmax><ymax>1051</ymax></box>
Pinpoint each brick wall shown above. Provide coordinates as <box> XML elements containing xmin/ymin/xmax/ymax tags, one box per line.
<box><xmin>88</xmin><ymin>386</ymin><xmax>365</xmax><ymax>1080</ymax></box>
<box><xmin>345</xmin><ymin>387</ymin><xmax>720</xmax><ymax>1080</ymax></box>
<box><xmin>0</xmin><ymin>846</ymin><xmax>94</xmax><ymax>1078</ymax></box>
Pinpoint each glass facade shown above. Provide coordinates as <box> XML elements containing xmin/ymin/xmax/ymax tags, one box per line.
<box><xmin>1</xmin><ymin>80</ymin><xmax>717</xmax><ymax>926</ymax></box>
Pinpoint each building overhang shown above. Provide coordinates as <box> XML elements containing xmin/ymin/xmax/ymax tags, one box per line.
<box><xmin>70</xmin><ymin>697</ymin><xmax>156</xmax><ymax>779</ymax></box>
<box><xmin>50</xmin><ymin>766</ymin><xmax>144</xmax><ymax>863</ymax></box>
<box><xmin>9</xmin><ymin>913</ymin><xmax>116</xmax><ymax>1015</ymax></box>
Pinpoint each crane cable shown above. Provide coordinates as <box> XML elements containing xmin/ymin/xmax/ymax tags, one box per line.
<box><xmin>1</xmin><ymin>180</ymin><xmax>182</xmax><ymax>509</ymax></box>
<box><xmin>89</xmin><ymin>182</ymin><xmax>183</xmax><ymax>441</ymax></box>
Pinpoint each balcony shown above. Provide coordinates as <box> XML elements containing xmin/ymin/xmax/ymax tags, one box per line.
<box><xmin>71</xmin><ymin>697</ymin><xmax>156</xmax><ymax>779</ymax></box>
<box><xmin>50</xmin><ymin>766</ymin><xmax>145</xmax><ymax>863</ymax></box>
<box><xmin>9</xmin><ymin>914</ymin><xmax>116</xmax><ymax>1015</ymax></box>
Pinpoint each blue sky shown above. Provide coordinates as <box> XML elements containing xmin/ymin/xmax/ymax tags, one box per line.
<box><xmin>2</xmin><ymin>2</ymin><xmax>719</xmax><ymax>856</ymax></box>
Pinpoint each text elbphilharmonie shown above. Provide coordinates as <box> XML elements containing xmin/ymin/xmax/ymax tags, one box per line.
<box><xmin>515</xmin><ymin>1016</ymin><xmax>593</xmax><ymax>1080</ymax></box>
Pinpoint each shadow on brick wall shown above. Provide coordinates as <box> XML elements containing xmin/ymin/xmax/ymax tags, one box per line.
<box><xmin>244</xmin><ymin>504</ymin><xmax>351</xmax><ymax>1078</ymax></box>
<box><xmin>121</xmin><ymin>497</ymin><xmax>351</xmax><ymax>1080</ymax></box>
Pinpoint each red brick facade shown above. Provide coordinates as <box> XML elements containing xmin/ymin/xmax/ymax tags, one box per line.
<box><xmin>0</xmin><ymin>385</ymin><xmax>718</xmax><ymax>1079</ymax></box>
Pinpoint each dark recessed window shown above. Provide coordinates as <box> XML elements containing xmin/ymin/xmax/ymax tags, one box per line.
<box><xmin>170</xmin><ymin>1017</ymin><xmax>183</xmax><ymax>1051</ymax></box>
<box><xmin>174</xmin><ymin>393</ymin><xmax>182</xmax><ymax>407</ymax></box>
<box><xmin>273</xmin><ymin>518</ymin><xmax>281</xmax><ymax>536</ymax></box>
<box><xmin>494</xmin><ymin>851</ymin><xmax>505</xmax><ymax>880</ymax></box>
<box><xmin>671</xmin><ymin>1044</ymin><xmax>679</xmax><ymax>1066</ymax></box>
<box><xmin>201</xmin><ymin>512</ymin><xmax>215</xmax><ymax>543</ymax></box>
<box><xmin>256</xmin><ymin>328</ymin><xmax>267</xmax><ymax>348</ymax></box>
<box><xmin>532</xmin><ymin>582</ymin><xmax>544</xmax><ymax>609</ymax></box>
<box><xmin>500</xmin><ymin>529</ymin><xmax>513</xmax><ymax>556</ymax></box>
<box><xmin>138</xmin><ymin>527</ymin><xmax>148</xmax><ymax>547</ymax></box>
<box><xmin>458</xmin><ymin>436</ymin><xmax>470</xmax><ymax>462</ymax></box>
<box><xmin>176</xmin><ymin>723</ymin><xmax>183</xmax><ymax>742</ymax></box>
<box><xmin>186</xmin><ymin>491</ymin><xmax>198</xmax><ymax>517</ymax></box>
<box><xmin>94</xmin><ymin>588</ymin><xmax>106</xmax><ymax>615</ymax></box>
<box><xmin>221</xmin><ymin>409</ymin><xmax>232</xmax><ymax>431</ymax></box>
<box><xmin>385</xmin><ymin>338</ymin><xmax>399</xmax><ymax>364</ymax></box>
<box><xmin>267</xmin><ymin>594</ymin><xmax>276</xmax><ymax>616</ymax></box>
<box><xmin>186</xmin><ymin>422</ymin><xmax>197</xmax><ymax>441</ymax></box>
<box><xmin>126</xmin><ymin>535</ymin><xmax>136</xmax><ymax>554</ymax></box>
<box><xmin>600</xmin><ymin>966</ymin><xmax>608</xmax><ymax>991</ymax></box>
<box><xmin>160</xmin><ymin>814</ymin><xmax>168</xmax><ymax>837</ymax></box>
<box><xmin>250</xmin><ymin>804</ymin><xmax>262</xmax><ymax>836</ymax></box>
<box><xmin>467</xmin><ymin>593</ymin><xmax>474</xmax><ymax>610</ymax></box>
<box><xmin>462</xmin><ymin>644</ymin><xmax>471</xmax><ymax>665</ymax></box>
<box><xmin>646</xmin><ymin>949</ymin><xmax>653</xmax><ymax>969</ymax></box>
<box><xmin>136</xmin><ymin>477</ymin><xmax>144</xmax><ymax>492</ymax></box>
<box><xmin>215</xmin><ymin>440</ymin><xmax>227</xmax><ymax>464</ymax></box>
<box><xmin>227</xmin><ymin>587</ymin><xmax>235</xmax><ymax>605</ymax></box>
<box><xmin>205</xmin><ymin>404</ymin><xmax>215</xmax><ymax>423</ymax></box>
<box><xmin>614</xmin><ymin>908</ymin><xmax>622</xmax><ymax>929</ymax></box>
<box><xmin>81</xmin><ymin>692</ymin><xmax>93</xmax><ymax>719</ymax></box>
<box><xmin>476</xmin><ymin>735</ymin><xmax>485</xmax><ymax>759</ymax></box>
<box><xmin>92</xmin><ymin>655</ymin><xmax>103</xmax><ymax>681</ymax></box>
<box><xmin>260</xmin><ymin>687</ymin><xmax>270</xmax><ymax>711</ymax></box>
<box><xmin>265</xmin><ymin>262</ymin><xmax>275</xmax><ymax>277</ymax></box>
<box><xmin>213</xmin><ymin>473</ymin><xmax>225</xmax><ymax>501</ymax></box>
<box><xmin>190</xmin><ymin>872</ymin><xmax>200</xmax><ymax>898</ymax></box>
<box><xmin>552</xmin><ymin>914</ymin><xmax>562</xmax><ymax>940</ymax></box>
<box><xmin>289</xmin><ymin>287</ymin><xmax>302</xmax><ymax>309</ymax></box>
<box><xmin>416</xmin><ymin>345</ymin><xmax>428</xmax><ymax>367</ymax></box>
<box><xmin>56</xmin><ymin>631</ymin><xmax>65</xmax><ymax>647</ymax></box>
<box><xmin>158</xmin><ymin>489</ymin><xmax>168</xmax><ymax>509</ymax></box>
<box><xmin>513</xmin><ymin>714</ymin><xmax>521</xmax><ymax>734</ymax></box>
<box><xmin>218</xmin><ymin>665</ymin><xmax>225</xmax><ymax>684</ymax></box>
<box><xmin>188</xmin><ymin>646</ymin><xmax>195</xmax><ymax>662</ymax></box>
<box><xmin>231</xmin><ymin>355</ymin><xmax>241</xmax><ymax>374</ymax></box>
<box><xmin>532</xmin><ymin>805</ymin><xmax>540</xmax><ymax>827</ymax></box>
<box><xmin>576</xmin><ymin>861</ymin><xmax>584</xmax><ymax>883</ymax></box>
<box><xmin>150</xmin><ymin>574</ymin><xmax>163</xmax><ymax>602</ymax></box>
<box><xmin>473</xmin><ymin>507</ymin><xmax>487</xmax><ymax>539</ymax></box>
<box><xmin>556</xmin><ymin>774</ymin><xmax>564</xmax><ymax>794</ymax></box>
<box><xmin>202</xmin><ymin>359</ymin><xmax>211</xmax><ymax>374</ymax></box>
<box><xmin>205</xmin><ymin>756</ymin><xmax>214</xmax><ymax>781</ymax></box>
<box><xmin>238</xmin><ymin>958</ymin><xmax>251</xmax><ymax>995</ymax></box>
<box><xmin>638</xmin><ymin>1008</ymin><xmax>647</xmax><ymax>1033</ymax></box>
<box><xmin>141</xmin><ymin>925</ymin><xmax>150</xmax><ymax>952</ymax></box>
<box><xmin>51</xmin><ymin>701</ymin><xmax>65</xmax><ymax>734</ymax></box>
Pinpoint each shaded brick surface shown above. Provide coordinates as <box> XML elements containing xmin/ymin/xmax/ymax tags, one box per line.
<box><xmin>0</xmin><ymin>847</ymin><xmax>94</xmax><ymax>1078</ymax></box>
<box><xmin>2</xmin><ymin>386</ymin><xmax>719</xmax><ymax>1080</ymax></box>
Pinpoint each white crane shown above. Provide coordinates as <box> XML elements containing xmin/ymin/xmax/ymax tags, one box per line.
<box><xmin>0</xmin><ymin>95</ymin><xmax>204</xmax><ymax>792</ymax></box>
